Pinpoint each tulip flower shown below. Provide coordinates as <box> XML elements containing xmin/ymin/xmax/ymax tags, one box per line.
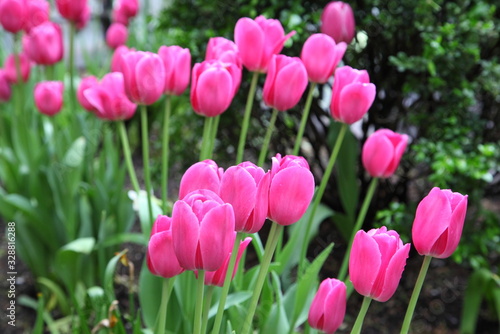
<box><xmin>412</xmin><ymin>187</ymin><xmax>468</xmax><ymax>258</ymax></box>
<box><xmin>25</xmin><ymin>0</ymin><xmax>50</xmax><ymax>33</ymax></box>
<box><xmin>220</xmin><ymin>162</ymin><xmax>271</xmax><ymax>233</ymax></box>
<box><xmin>23</xmin><ymin>21</ymin><xmax>64</xmax><ymax>66</ymax></box>
<box><xmin>206</xmin><ymin>37</ymin><xmax>242</xmax><ymax>68</ymax></box>
<box><xmin>158</xmin><ymin>45</ymin><xmax>191</xmax><ymax>96</ymax></box>
<box><xmin>55</xmin><ymin>0</ymin><xmax>88</xmax><ymax>23</ymax></box>
<box><xmin>147</xmin><ymin>215</ymin><xmax>185</xmax><ymax>278</ymax></box>
<box><xmin>106</xmin><ymin>23</ymin><xmax>128</xmax><ymax>49</ymax></box>
<box><xmin>268</xmin><ymin>154</ymin><xmax>315</xmax><ymax>225</ymax></box>
<box><xmin>0</xmin><ymin>0</ymin><xmax>27</xmax><ymax>33</ymax></box>
<box><xmin>263</xmin><ymin>55</ymin><xmax>308</xmax><ymax>111</ymax></box>
<box><xmin>301</xmin><ymin>33</ymin><xmax>347</xmax><ymax>84</ymax></box>
<box><xmin>34</xmin><ymin>81</ymin><xmax>64</xmax><ymax>116</ymax></box>
<box><xmin>114</xmin><ymin>0</ymin><xmax>138</xmax><ymax>23</ymax></box>
<box><xmin>321</xmin><ymin>1</ymin><xmax>356</xmax><ymax>44</ymax></box>
<box><xmin>74</xmin><ymin>4</ymin><xmax>90</xmax><ymax>30</ymax></box>
<box><xmin>83</xmin><ymin>72</ymin><xmax>137</xmax><ymax>121</ymax></box>
<box><xmin>349</xmin><ymin>227</ymin><xmax>410</xmax><ymax>302</ymax></box>
<box><xmin>190</xmin><ymin>60</ymin><xmax>240</xmax><ymax>117</ymax></box>
<box><xmin>330</xmin><ymin>65</ymin><xmax>376</xmax><ymax>125</ymax></box>
<box><xmin>234</xmin><ymin>15</ymin><xmax>295</xmax><ymax>73</ymax></box>
<box><xmin>204</xmin><ymin>237</ymin><xmax>252</xmax><ymax>286</ymax></box>
<box><xmin>0</xmin><ymin>70</ymin><xmax>12</xmax><ymax>102</ymax></box>
<box><xmin>4</xmin><ymin>53</ymin><xmax>31</xmax><ymax>83</ymax></box>
<box><xmin>362</xmin><ymin>129</ymin><xmax>409</xmax><ymax>178</ymax></box>
<box><xmin>77</xmin><ymin>75</ymin><xmax>98</xmax><ymax>112</ymax></box>
<box><xmin>120</xmin><ymin>51</ymin><xmax>165</xmax><ymax>105</ymax></box>
<box><xmin>111</xmin><ymin>45</ymin><xmax>133</xmax><ymax>73</ymax></box>
<box><xmin>178</xmin><ymin>160</ymin><xmax>223</xmax><ymax>199</ymax></box>
<box><xmin>171</xmin><ymin>189</ymin><xmax>235</xmax><ymax>271</ymax></box>
<box><xmin>308</xmin><ymin>278</ymin><xmax>346</xmax><ymax>334</ymax></box>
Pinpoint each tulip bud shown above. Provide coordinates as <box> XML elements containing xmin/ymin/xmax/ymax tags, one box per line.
<box><xmin>268</xmin><ymin>154</ymin><xmax>315</xmax><ymax>226</ymax></box>
<box><xmin>158</xmin><ymin>45</ymin><xmax>191</xmax><ymax>96</ymax></box>
<box><xmin>117</xmin><ymin>0</ymin><xmax>138</xmax><ymax>19</ymax></box>
<box><xmin>321</xmin><ymin>1</ymin><xmax>356</xmax><ymax>44</ymax></box>
<box><xmin>74</xmin><ymin>4</ymin><xmax>90</xmax><ymax>30</ymax></box>
<box><xmin>206</xmin><ymin>37</ymin><xmax>242</xmax><ymax>69</ymax></box>
<box><xmin>34</xmin><ymin>81</ymin><xmax>64</xmax><ymax>116</ymax></box>
<box><xmin>0</xmin><ymin>70</ymin><xmax>12</xmax><ymax>102</ymax></box>
<box><xmin>25</xmin><ymin>0</ymin><xmax>50</xmax><ymax>33</ymax></box>
<box><xmin>55</xmin><ymin>0</ymin><xmax>88</xmax><ymax>23</ymax></box>
<box><xmin>172</xmin><ymin>189</ymin><xmax>235</xmax><ymax>271</ymax></box>
<box><xmin>24</xmin><ymin>21</ymin><xmax>64</xmax><ymax>66</ymax></box>
<box><xmin>0</xmin><ymin>0</ymin><xmax>27</xmax><ymax>33</ymax></box>
<box><xmin>412</xmin><ymin>187</ymin><xmax>468</xmax><ymax>258</ymax></box>
<box><xmin>301</xmin><ymin>33</ymin><xmax>347</xmax><ymax>83</ymax></box>
<box><xmin>77</xmin><ymin>75</ymin><xmax>99</xmax><ymax>112</ymax></box>
<box><xmin>263</xmin><ymin>55</ymin><xmax>308</xmax><ymax>111</ymax></box>
<box><xmin>178</xmin><ymin>160</ymin><xmax>223</xmax><ymax>200</ymax></box>
<box><xmin>330</xmin><ymin>66</ymin><xmax>376</xmax><ymax>124</ymax></box>
<box><xmin>3</xmin><ymin>53</ymin><xmax>31</xmax><ymax>84</ymax></box>
<box><xmin>362</xmin><ymin>129</ymin><xmax>408</xmax><ymax>178</ymax></box>
<box><xmin>106</xmin><ymin>23</ymin><xmax>128</xmax><ymax>49</ymax></box>
<box><xmin>349</xmin><ymin>227</ymin><xmax>410</xmax><ymax>302</ymax></box>
<box><xmin>308</xmin><ymin>278</ymin><xmax>346</xmax><ymax>334</ymax></box>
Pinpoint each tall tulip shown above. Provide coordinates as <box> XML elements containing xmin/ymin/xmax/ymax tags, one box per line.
<box><xmin>158</xmin><ymin>45</ymin><xmax>191</xmax><ymax>96</ymax></box>
<box><xmin>206</xmin><ymin>37</ymin><xmax>242</xmax><ymax>68</ymax></box>
<box><xmin>321</xmin><ymin>1</ymin><xmax>356</xmax><ymax>44</ymax></box>
<box><xmin>106</xmin><ymin>23</ymin><xmax>128</xmax><ymax>49</ymax></box>
<box><xmin>55</xmin><ymin>0</ymin><xmax>88</xmax><ymax>23</ymax></box>
<box><xmin>4</xmin><ymin>53</ymin><xmax>31</xmax><ymax>83</ymax></box>
<box><xmin>111</xmin><ymin>45</ymin><xmax>133</xmax><ymax>73</ymax></box>
<box><xmin>0</xmin><ymin>70</ymin><xmax>12</xmax><ymax>102</ymax></box>
<box><xmin>178</xmin><ymin>160</ymin><xmax>223</xmax><ymax>199</ymax></box>
<box><xmin>25</xmin><ymin>0</ymin><xmax>50</xmax><ymax>33</ymax></box>
<box><xmin>77</xmin><ymin>75</ymin><xmax>98</xmax><ymax>112</ymax></box>
<box><xmin>34</xmin><ymin>81</ymin><xmax>64</xmax><ymax>116</ymax></box>
<box><xmin>0</xmin><ymin>0</ymin><xmax>27</xmax><ymax>33</ymax></box>
<box><xmin>308</xmin><ymin>278</ymin><xmax>346</xmax><ymax>334</ymax></box>
<box><xmin>362</xmin><ymin>129</ymin><xmax>409</xmax><ymax>178</ymax></box>
<box><xmin>23</xmin><ymin>21</ymin><xmax>64</xmax><ymax>66</ymax></box>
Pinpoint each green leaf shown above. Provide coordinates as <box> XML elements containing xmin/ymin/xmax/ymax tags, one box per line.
<box><xmin>336</xmin><ymin>127</ymin><xmax>360</xmax><ymax>220</ymax></box>
<box><xmin>60</xmin><ymin>237</ymin><xmax>95</xmax><ymax>254</ymax></box>
<box><xmin>103</xmin><ymin>249</ymin><xmax>128</xmax><ymax>302</ymax></box>
<box><xmin>208</xmin><ymin>291</ymin><xmax>252</xmax><ymax>318</ymax></box>
<box><xmin>138</xmin><ymin>263</ymin><xmax>168</xmax><ymax>329</ymax></box>
<box><xmin>460</xmin><ymin>268</ymin><xmax>491</xmax><ymax>334</ymax></box>
<box><xmin>37</xmin><ymin>277</ymin><xmax>70</xmax><ymax>315</ymax></box>
<box><xmin>56</xmin><ymin>238</ymin><xmax>96</xmax><ymax>290</ymax></box>
<box><xmin>62</xmin><ymin>136</ymin><xmax>86</xmax><ymax>167</ymax></box>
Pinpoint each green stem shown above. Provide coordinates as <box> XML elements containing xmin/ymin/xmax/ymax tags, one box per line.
<box><xmin>292</xmin><ymin>82</ymin><xmax>316</xmax><ymax>156</ymax></box>
<box><xmin>68</xmin><ymin>22</ymin><xmax>76</xmax><ymax>113</ymax></box>
<box><xmin>208</xmin><ymin>115</ymin><xmax>220</xmax><ymax>159</ymax></box>
<box><xmin>337</xmin><ymin>177</ymin><xmax>379</xmax><ymax>281</ymax></box>
<box><xmin>400</xmin><ymin>255</ymin><xmax>433</xmax><ymax>334</ymax></box>
<box><xmin>201</xmin><ymin>286</ymin><xmax>214</xmax><ymax>334</ymax></box>
<box><xmin>240</xmin><ymin>223</ymin><xmax>284</xmax><ymax>334</ymax></box>
<box><xmin>161</xmin><ymin>95</ymin><xmax>171</xmax><ymax>213</ymax></box>
<box><xmin>236</xmin><ymin>71</ymin><xmax>259</xmax><ymax>164</ymax></box>
<box><xmin>118</xmin><ymin>121</ymin><xmax>141</xmax><ymax>194</ymax></box>
<box><xmin>298</xmin><ymin>123</ymin><xmax>348</xmax><ymax>275</ymax></box>
<box><xmin>200</xmin><ymin>116</ymin><xmax>214</xmax><ymax>160</ymax></box>
<box><xmin>211</xmin><ymin>233</ymin><xmax>244</xmax><ymax>334</ymax></box>
<box><xmin>141</xmin><ymin>105</ymin><xmax>154</xmax><ymax>227</ymax></box>
<box><xmin>257</xmin><ymin>108</ymin><xmax>279</xmax><ymax>167</ymax></box>
<box><xmin>155</xmin><ymin>277</ymin><xmax>175</xmax><ymax>334</ymax></box>
<box><xmin>194</xmin><ymin>270</ymin><xmax>206</xmax><ymax>334</ymax></box>
<box><xmin>350</xmin><ymin>296</ymin><xmax>372</xmax><ymax>334</ymax></box>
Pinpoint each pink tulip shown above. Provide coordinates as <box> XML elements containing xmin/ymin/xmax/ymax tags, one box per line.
<box><xmin>268</xmin><ymin>154</ymin><xmax>315</xmax><ymax>225</ymax></box>
<box><xmin>112</xmin><ymin>7</ymin><xmax>129</xmax><ymax>26</ymax></box>
<box><xmin>83</xmin><ymin>72</ymin><xmax>137</xmax><ymax>121</ymax></box>
<box><xmin>190</xmin><ymin>60</ymin><xmax>240</xmax><ymax>117</ymax></box>
<box><xmin>25</xmin><ymin>0</ymin><xmax>50</xmax><ymax>33</ymax></box>
<box><xmin>178</xmin><ymin>160</ymin><xmax>223</xmax><ymax>200</ymax></box>
<box><xmin>412</xmin><ymin>187</ymin><xmax>468</xmax><ymax>259</ymax></box>
<box><xmin>308</xmin><ymin>278</ymin><xmax>346</xmax><ymax>334</ymax></box>
<box><xmin>0</xmin><ymin>70</ymin><xmax>12</xmax><ymax>102</ymax></box>
<box><xmin>206</xmin><ymin>37</ymin><xmax>242</xmax><ymax>68</ymax></box>
<box><xmin>362</xmin><ymin>129</ymin><xmax>409</xmax><ymax>178</ymax></box>
<box><xmin>106</xmin><ymin>23</ymin><xmax>128</xmax><ymax>49</ymax></box>
<box><xmin>110</xmin><ymin>45</ymin><xmax>133</xmax><ymax>73</ymax></box>
<box><xmin>158</xmin><ymin>45</ymin><xmax>191</xmax><ymax>96</ymax></box>
<box><xmin>147</xmin><ymin>215</ymin><xmax>185</xmax><ymax>278</ymax></box>
<box><xmin>220</xmin><ymin>162</ymin><xmax>271</xmax><ymax>233</ymax></box>
<box><xmin>321</xmin><ymin>1</ymin><xmax>356</xmax><ymax>44</ymax></box>
<box><xmin>117</xmin><ymin>0</ymin><xmax>138</xmax><ymax>19</ymax></box>
<box><xmin>23</xmin><ymin>21</ymin><xmax>64</xmax><ymax>66</ymax></box>
<box><xmin>172</xmin><ymin>189</ymin><xmax>235</xmax><ymax>271</ymax></box>
<box><xmin>263</xmin><ymin>55</ymin><xmax>308</xmax><ymax>111</ymax></box>
<box><xmin>77</xmin><ymin>75</ymin><xmax>98</xmax><ymax>112</ymax></box>
<box><xmin>55</xmin><ymin>0</ymin><xmax>88</xmax><ymax>23</ymax></box>
<box><xmin>301</xmin><ymin>33</ymin><xmax>347</xmax><ymax>83</ymax></box>
<box><xmin>0</xmin><ymin>0</ymin><xmax>27</xmax><ymax>33</ymax></box>
<box><xmin>203</xmin><ymin>237</ymin><xmax>252</xmax><ymax>286</ymax></box>
<box><xmin>234</xmin><ymin>15</ymin><xmax>295</xmax><ymax>73</ymax></box>
<box><xmin>349</xmin><ymin>227</ymin><xmax>410</xmax><ymax>302</ymax></box>
<box><xmin>74</xmin><ymin>4</ymin><xmax>90</xmax><ymax>30</ymax></box>
<box><xmin>330</xmin><ymin>66</ymin><xmax>376</xmax><ymax>124</ymax></box>
<box><xmin>120</xmin><ymin>51</ymin><xmax>165</xmax><ymax>105</ymax></box>
<box><xmin>34</xmin><ymin>81</ymin><xmax>64</xmax><ymax>116</ymax></box>
<box><xmin>4</xmin><ymin>53</ymin><xmax>31</xmax><ymax>84</ymax></box>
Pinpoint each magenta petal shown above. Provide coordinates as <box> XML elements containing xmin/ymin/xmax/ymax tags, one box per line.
<box><xmin>376</xmin><ymin>243</ymin><xmax>410</xmax><ymax>302</ymax></box>
<box><xmin>179</xmin><ymin>160</ymin><xmax>221</xmax><ymax>199</ymax></box>
<box><xmin>135</xmin><ymin>54</ymin><xmax>165</xmax><ymax>105</ymax></box>
<box><xmin>338</xmin><ymin>82</ymin><xmax>376</xmax><ymax>124</ymax></box>
<box><xmin>272</xmin><ymin>60</ymin><xmax>308</xmax><ymax>111</ymax></box>
<box><xmin>147</xmin><ymin>231</ymin><xmax>184</xmax><ymax>278</ymax></box>
<box><xmin>439</xmin><ymin>194</ymin><xmax>468</xmax><ymax>258</ymax></box>
<box><xmin>362</xmin><ymin>133</ymin><xmax>394</xmax><ymax>177</ymax></box>
<box><xmin>172</xmin><ymin>201</ymin><xmax>200</xmax><ymax>271</ymax></box>
<box><xmin>234</xmin><ymin>18</ymin><xmax>264</xmax><ymax>72</ymax></box>
<box><xmin>245</xmin><ymin>171</ymin><xmax>271</xmax><ymax>233</ymax></box>
<box><xmin>195</xmin><ymin>67</ymin><xmax>232</xmax><ymax>117</ymax></box>
<box><xmin>322</xmin><ymin>280</ymin><xmax>347</xmax><ymax>333</ymax></box>
<box><xmin>349</xmin><ymin>230</ymin><xmax>381</xmax><ymax>297</ymax></box>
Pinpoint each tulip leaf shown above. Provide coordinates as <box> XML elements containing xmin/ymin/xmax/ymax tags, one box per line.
<box><xmin>37</xmin><ymin>277</ymin><xmax>71</xmax><ymax>315</ymax></box>
<box><xmin>460</xmin><ymin>268</ymin><xmax>492</xmax><ymax>334</ymax></box>
<box><xmin>103</xmin><ymin>249</ymin><xmax>128</xmax><ymax>302</ymax></box>
<box><xmin>262</xmin><ymin>271</ymin><xmax>290</xmax><ymax>334</ymax></box>
<box><xmin>208</xmin><ymin>291</ymin><xmax>252</xmax><ymax>318</ymax></box>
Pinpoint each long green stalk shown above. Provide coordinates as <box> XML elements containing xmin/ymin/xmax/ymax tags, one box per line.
<box><xmin>201</xmin><ymin>286</ymin><xmax>214</xmax><ymax>334</ymax></box>
<box><xmin>292</xmin><ymin>82</ymin><xmax>316</xmax><ymax>156</ymax></box>
<box><xmin>193</xmin><ymin>271</ymin><xmax>206</xmax><ymax>334</ymax></box>
<box><xmin>118</xmin><ymin>121</ymin><xmax>141</xmax><ymax>194</ymax></box>
<box><xmin>208</xmin><ymin>115</ymin><xmax>220</xmax><ymax>158</ymax></box>
<box><xmin>68</xmin><ymin>22</ymin><xmax>76</xmax><ymax>113</ymax></box>
<box><xmin>350</xmin><ymin>296</ymin><xmax>373</xmax><ymax>334</ymax></box>
<box><xmin>200</xmin><ymin>116</ymin><xmax>214</xmax><ymax>160</ymax></box>
<box><xmin>161</xmin><ymin>95</ymin><xmax>171</xmax><ymax>213</ymax></box>
<box><xmin>257</xmin><ymin>108</ymin><xmax>279</xmax><ymax>167</ymax></box>
<box><xmin>236</xmin><ymin>71</ymin><xmax>260</xmax><ymax>164</ymax></box>
<box><xmin>141</xmin><ymin>105</ymin><xmax>154</xmax><ymax>227</ymax></box>
<box><xmin>155</xmin><ymin>278</ymin><xmax>175</xmax><ymax>334</ymax></box>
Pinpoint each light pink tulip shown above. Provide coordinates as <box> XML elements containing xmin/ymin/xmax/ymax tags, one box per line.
<box><xmin>25</xmin><ymin>0</ymin><xmax>50</xmax><ymax>33</ymax></box>
<box><xmin>172</xmin><ymin>189</ymin><xmax>235</xmax><ymax>271</ymax></box>
<box><xmin>301</xmin><ymin>33</ymin><xmax>346</xmax><ymax>83</ymax></box>
<box><xmin>0</xmin><ymin>70</ymin><xmax>12</xmax><ymax>102</ymax></box>
<box><xmin>147</xmin><ymin>215</ymin><xmax>185</xmax><ymax>278</ymax></box>
<box><xmin>106</xmin><ymin>23</ymin><xmax>128</xmax><ymax>49</ymax></box>
<box><xmin>263</xmin><ymin>55</ymin><xmax>308</xmax><ymax>111</ymax></box>
<box><xmin>34</xmin><ymin>81</ymin><xmax>64</xmax><ymax>116</ymax></box>
<box><xmin>349</xmin><ymin>227</ymin><xmax>410</xmax><ymax>302</ymax></box>
<box><xmin>234</xmin><ymin>15</ymin><xmax>295</xmax><ymax>73</ymax></box>
<box><xmin>158</xmin><ymin>45</ymin><xmax>191</xmax><ymax>96</ymax></box>
<box><xmin>55</xmin><ymin>0</ymin><xmax>88</xmax><ymax>23</ymax></box>
<box><xmin>4</xmin><ymin>53</ymin><xmax>31</xmax><ymax>84</ymax></box>
<box><xmin>77</xmin><ymin>75</ymin><xmax>98</xmax><ymax>112</ymax></box>
<box><xmin>220</xmin><ymin>162</ymin><xmax>271</xmax><ymax>233</ymax></box>
<box><xmin>83</xmin><ymin>72</ymin><xmax>137</xmax><ymax>121</ymax></box>
<box><xmin>362</xmin><ymin>129</ymin><xmax>408</xmax><ymax>178</ymax></box>
<box><xmin>111</xmin><ymin>45</ymin><xmax>134</xmax><ymax>73</ymax></box>
<box><xmin>330</xmin><ymin>66</ymin><xmax>376</xmax><ymax>124</ymax></box>
<box><xmin>0</xmin><ymin>0</ymin><xmax>27</xmax><ymax>33</ymax></box>
<box><xmin>178</xmin><ymin>160</ymin><xmax>223</xmax><ymax>200</ymax></box>
<box><xmin>412</xmin><ymin>187</ymin><xmax>468</xmax><ymax>258</ymax></box>
<box><xmin>206</xmin><ymin>37</ymin><xmax>242</xmax><ymax>68</ymax></box>
<box><xmin>308</xmin><ymin>278</ymin><xmax>346</xmax><ymax>334</ymax></box>
<box><xmin>268</xmin><ymin>154</ymin><xmax>315</xmax><ymax>225</ymax></box>
<box><xmin>23</xmin><ymin>21</ymin><xmax>64</xmax><ymax>66</ymax></box>
<box><xmin>321</xmin><ymin>1</ymin><xmax>356</xmax><ymax>44</ymax></box>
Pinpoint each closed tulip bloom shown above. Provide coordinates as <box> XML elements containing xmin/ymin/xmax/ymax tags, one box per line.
<box><xmin>158</xmin><ymin>45</ymin><xmax>191</xmax><ymax>96</ymax></box>
<box><xmin>0</xmin><ymin>0</ymin><xmax>27</xmax><ymax>33</ymax></box>
<box><xmin>112</xmin><ymin>6</ymin><xmax>129</xmax><ymax>26</ymax></box>
<box><xmin>268</xmin><ymin>154</ymin><xmax>315</xmax><ymax>226</ymax></box>
<box><xmin>4</xmin><ymin>53</ymin><xmax>31</xmax><ymax>83</ymax></box>
<box><xmin>77</xmin><ymin>75</ymin><xmax>98</xmax><ymax>112</ymax></box>
<box><xmin>74</xmin><ymin>4</ymin><xmax>90</xmax><ymax>30</ymax></box>
<box><xmin>234</xmin><ymin>15</ymin><xmax>295</xmax><ymax>73</ymax></box>
<box><xmin>321</xmin><ymin>1</ymin><xmax>356</xmax><ymax>44</ymax></box>
<box><xmin>412</xmin><ymin>187</ymin><xmax>468</xmax><ymax>259</ymax></box>
<box><xmin>0</xmin><ymin>70</ymin><xmax>12</xmax><ymax>102</ymax></box>
<box><xmin>55</xmin><ymin>0</ymin><xmax>88</xmax><ymax>22</ymax></box>
<box><xmin>111</xmin><ymin>45</ymin><xmax>133</xmax><ymax>73</ymax></box>
<box><xmin>220</xmin><ymin>162</ymin><xmax>271</xmax><ymax>233</ymax></box>
<box><xmin>172</xmin><ymin>189</ymin><xmax>235</xmax><ymax>271</ymax></box>
<box><xmin>83</xmin><ymin>72</ymin><xmax>137</xmax><ymax>121</ymax></box>
<box><xmin>190</xmin><ymin>60</ymin><xmax>240</xmax><ymax>117</ymax></box>
<box><xmin>204</xmin><ymin>237</ymin><xmax>252</xmax><ymax>286</ymax></box>
<box><xmin>308</xmin><ymin>278</ymin><xmax>346</xmax><ymax>334</ymax></box>
<box><xmin>362</xmin><ymin>129</ymin><xmax>409</xmax><ymax>178</ymax></box>
<box><xmin>263</xmin><ymin>55</ymin><xmax>308</xmax><ymax>111</ymax></box>
<box><xmin>206</xmin><ymin>37</ymin><xmax>242</xmax><ymax>68</ymax></box>
<box><xmin>330</xmin><ymin>66</ymin><xmax>376</xmax><ymax>124</ymax></box>
<box><xmin>117</xmin><ymin>0</ymin><xmax>138</xmax><ymax>19</ymax></box>
<box><xmin>25</xmin><ymin>0</ymin><xmax>50</xmax><ymax>33</ymax></box>
<box><xmin>24</xmin><ymin>21</ymin><xmax>64</xmax><ymax>66</ymax></box>
<box><xmin>301</xmin><ymin>33</ymin><xmax>347</xmax><ymax>83</ymax></box>
<box><xmin>349</xmin><ymin>227</ymin><xmax>410</xmax><ymax>302</ymax></box>
<box><xmin>34</xmin><ymin>81</ymin><xmax>64</xmax><ymax>116</ymax></box>
<box><xmin>178</xmin><ymin>159</ymin><xmax>223</xmax><ymax>199</ymax></box>
<box><xmin>106</xmin><ymin>23</ymin><xmax>128</xmax><ymax>49</ymax></box>
<box><xmin>120</xmin><ymin>51</ymin><xmax>165</xmax><ymax>105</ymax></box>
<box><xmin>147</xmin><ymin>215</ymin><xmax>185</xmax><ymax>278</ymax></box>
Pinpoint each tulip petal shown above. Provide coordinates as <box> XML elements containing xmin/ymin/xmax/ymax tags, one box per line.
<box><xmin>439</xmin><ymin>194</ymin><xmax>468</xmax><ymax>258</ymax></box>
<box><xmin>235</xmin><ymin>18</ymin><xmax>264</xmax><ymax>72</ymax></box>
<box><xmin>195</xmin><ymin>67</ymin><xmax>233</xmax><ymax>117</ymax></box>
<box><xmin>135</xmin><ymin>54</ymin><xmax>165</xmax><ymax>105</ymax></box>
<box><xmin>172</xmin><ymin>201</ymin><xmax>200</xmax><ymax>270</ymax></box>
<box><xmin>323</xmin><ymin>280</ymin><xmax>347</xmax><ymax>333</ymax></box>
<box><xmin>244</xmin><ymin>171</ymin><xmax>271</xmax><ymax>233</ymax></box>
<box><xmin>376</xmin><ymin>243</ymin><xmax>410</xmax><ymax>302</ymax></box>
<box><xmin>349</xmin><ymin>230</ymin><xmax>381</xmax><ymax>297</ymax></box>
<box><xmin>362</xmin><ymin>133</ymin><xmax>394</xmax><ymax>177</ymax></box>
<box><xmin>147</xmin><ymin>231</ymin><xmax>184</xmax><ymax>278</ymax></box>
<box><xmin>179</xmin><ymin>160</ymin><xmax>221</xmax><ymax>199</ymax></box>
<box><xmin>271</xmin><ymin>60</ymin><xmax>308</xmax><ymax>111</ymax></box>
<box><xmin>337</xmin><ymin>82</ymin><xmax>376</xmax><ymax>124</ymax></box>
